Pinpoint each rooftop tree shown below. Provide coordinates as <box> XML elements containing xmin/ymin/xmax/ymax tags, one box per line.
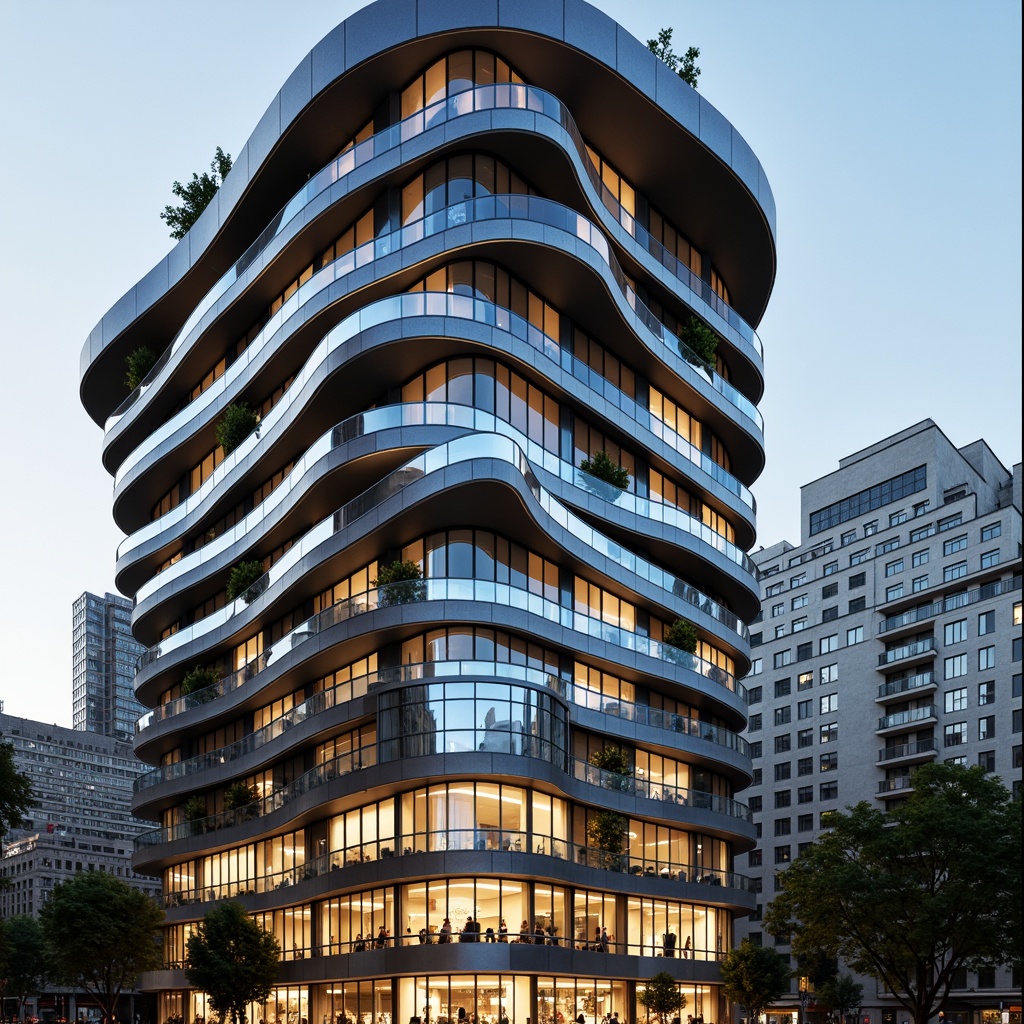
<box><xmin>161</xmin><ymin>146</ymin><xmax>233</xmax><ymax>239</ymax></box>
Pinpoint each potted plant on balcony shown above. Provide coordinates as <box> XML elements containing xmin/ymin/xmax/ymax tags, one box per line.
<box><xmin>676</xmin><ymin>316</ymin><xmax>717</xmax><ymax>373</ymax></box>
<box><xmin>586</xmin><ymin>810</ymin><xmax>628</xmax><ymax>871</ymax></box>
<box><xmin>124</xmin><ymin>346</ymin><xmax>156</xmax><ymax>391</ymax></box>
<box><xmin>663</xmin><ymin>618</ymin><xmax>698</xmax><ymax>666</ymax></box>
<box><xmin>373</xmin><ymin>559</ymin><xmax>426</xmax><ymax>607</ymax></box>
<box><xmin>181</xmin><ymin>664</ymin><xmax>219</xmax><ymax>703</ymax></box>
<box><xmin>224</xmin><ymin>781</ymin><xmax>260</xmax><ymax>823</ymax></box>
<box><xmin>226</xmin><ymin>559</ymin><xmax>267</xmax><ymax>603</ymax></box>
<box><xmin>215</xmin><ymin>401</ymin><xmax>260</xmax><ymax>455</ymax></box>
<box><xmin>579</xmin><ymin>450</ymin><xmax>630</xmax><ymax>491</ymax></box>
<box><xmin>589</xmin><ymin>746</ymin><xmax>633</xmax><ymax>792</ymax></box>
<box><xmin>183</xmin><ymin>795</ymin><xmax>208</xmax><ymax>836</ymax></box>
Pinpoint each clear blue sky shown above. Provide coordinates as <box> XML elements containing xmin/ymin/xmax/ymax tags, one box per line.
<box><xmin>0</xmin><ymin>1</ymin><xmax>1019</xmax><ymax>726</ymax></box>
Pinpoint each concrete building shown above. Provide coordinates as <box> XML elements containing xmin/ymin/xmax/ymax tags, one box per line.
<box><xmin>736</xmin><ymin>420</ymin><xmax>1022</xmax><ymax>1024</ymax></box>
<box><xmin>0</xmin><ymin>712</ymin><xmax>159</xmax><ymax>1021</ymax></box>
<box><xmin>79</xmin><ymin>2</ymin><xmax>776</xmax><ymax>1023</ymax></box>
<box><xmin>0</xmin><ymin>711</ymin><xmax>152</xmax><ymax>848</ymax></box>
<box><xmin>72</xmin><ymin>590</ymin><xmax>146</xmax><ymax>741</ymax></box>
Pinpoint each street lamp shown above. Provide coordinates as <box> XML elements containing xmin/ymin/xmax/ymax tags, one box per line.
<box><xmin>798</xmin><ymin>977</ymin><xmax>811</xmax><ymax>1024</ymax></box>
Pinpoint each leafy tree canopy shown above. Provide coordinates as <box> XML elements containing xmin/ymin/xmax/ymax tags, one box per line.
<box><xmin>638</xmin><ymin>971</ymin><xmax>687</xmax><ymax>1024</ymax></box>
<box><xmin>764</xmin><ymin>763</ymin><xmax>1022</xmax><ymax>1024</ymax></box>
<box><xmin>185</xmin><ymin>901</ymin><xmax>280</xmax><ymax>1024</ymax></box>
<box><xmin>0</xmin><ymin>738</ymin><xmax>33</xmax><ymax>847</ymax></box>
<box><xmin>40</xmin><ymin>871</ymin><xmax>164</xmax><ymax>1023</ymax></box>
<box><xmin>816</xmin><ymin>975</ymin><xmax>864</xmax><ymax>1024</ymax></box>
<box><xmin>161</xmin><ymin>146</ymin><xmax>232</xmax><ymax>240</ymax></box>
<box><xmin>647</xmin><ymin>28</ymin><xmax>701</xmax><ymax>89</ymax></box>
<box><xmin>720</xmin><ymin>940</ymin><xmax>791</xmax><ymax>1024</ymax></box>
<box><xmin>2</xmin><ymin>915</ymin><xmax>47</xmax><ymax>1019</ymax></box>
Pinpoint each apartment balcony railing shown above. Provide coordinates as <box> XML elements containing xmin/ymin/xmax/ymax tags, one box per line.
<box><xmin>877</xmin><ymin>637</ymin><xmax>936</xmax><ymax>667</ymax></box>
<box><xmin>158</xmin><ymin>830</ymin><xmax>750</xmax><ymax>913</ymax></box>
<box><xmin>136</xmin><ymin>436</ymin><xmax>748</xmax><ymax>703</ymax></box>
<box><xmin>877</xmin><ymin>705</ymin><xmax>937</xmax><ymax>731</ymax></box>
<box><xmin>877</xmin><ymin>576</ymin><xmax>1021</xmax><ymax>633</ymax></box>
<box><xmin>876</xmin><ymin>671</ymin><xmax>936</xmax><ymax>700</ymax></box>
<box><xmin>877</xmin><ymin>776</ymin><xmax>914</xmax><ymax>795</ymax></box>
<box><xmin>568</xmin><ymin>757</ymin><xmax>749</xmax><ymax>820</ymax></box>
<box><xmin>131</xmin><ymin>397</ymin><xmax>755</xmax><ymax>609</ymax></box>
<box><xmin>136</xmin><ymin>746</ymin><xmax>749</xmax><ymax>850</ymax></box>
<box><xmin>135</xmin><ymin>658</ymin><xmax>748</xmax><ymax>790</ymax></box>
<box><xmin>108</xmin><ymin>83</ymin><xmax>764</xmax><ymax>433</ymax></box>
<box><xmin>877</xmin><ymin>739</ymin><xmax>937</xmax><ymax>763</ymax></box>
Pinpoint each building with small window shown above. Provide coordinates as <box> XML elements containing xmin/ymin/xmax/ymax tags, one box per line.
<box><xmin>72</xmin><ymin>590</ymin><xmax>147</xmax><ymax>741</ymax></box>
<box><xmin>738</xmin><ymin>419</ymin><xmax>1022</xmax><ymax>1024</ymax></box>
<box><xmin>78</xmin><ymin>2</ymin><xmax>776</xmax><ymax>1023</ymax></box>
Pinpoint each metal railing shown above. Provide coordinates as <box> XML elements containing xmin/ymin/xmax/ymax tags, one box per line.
<box><xmin>158</xmin><ymin>829</ymin><xmax>750</xmax><ymax>909</ymax></box>
<box><xmin>877</xmin><ymin>576</ymin><xmax>1020</xmax><ymax>632</ymax></box>
<box><xmin>877</xmin><ymin>637</ymin><xmax>936</xmax><ymax>666</ymax></box>
<box><xmin>878</xmin><ymin>705</ymin><xmax>937</xmax><ymax>731</ymax></box>
<box><xmin>876</xmin><ymin>671</ymin><xmax>936</xmax><ymax>699</ymax></box>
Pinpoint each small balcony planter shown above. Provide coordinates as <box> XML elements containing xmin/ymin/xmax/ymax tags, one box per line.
<box><xmin>215</xmin><ymin>401</ymin><xmax>259</xmax><ymax>456</ymax></box>
<box><xmin>663</xmin><ymin>619</ymin><xmax>698</xmax><ymax>664</ymax></box>
<box><xmin>585</xmin><ymin>810</ymin><xmax>628</xmax><ymax>871</ymax></box>
<box><xmin>224</xmin><ymin>782</ymin><xmax>260</xmax><ymax>823</ymax></box>
<box><xmin>373</xmin><ymin>559</ymin><xmax>426</xmax><ymax>607</ymax></box>
<box><xmin>579</xmin><ymin>450</ymin><xmax>630</xmax><ymax>491</ymax></box>
<box><xmin>226</xmin><ymin>559</ymin><xmax>267</xmax><ymax>603</ymax></box>
<box><xmin>124</xmin><ymin>346</ymin><xmax>156</xmax><ymax>392</ymax></box>
<box><xmin>181</xmin><ymin>664</ymin><xmax>219</xmax><ymax>703</ymax></box>
<box><xmin>590</xmin><ymin>746</ymin><xmax>633</xmax><ymax>792</ymax></box>
<box><xmin>183</xmin><ymin>796</ymin><xmax>208</xmax><ymax>836</ymax></box>
<box><xmin>676</xmin><ymin>316</ymin><xmax>718</xmax><ymax>373</ymax></box>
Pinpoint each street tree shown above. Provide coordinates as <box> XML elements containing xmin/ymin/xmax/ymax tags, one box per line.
<box><xmin>160</xmin><ymin>147</ymin><xmax>232</xmax><ymax>239</ymax></box>
<box><xmin>719</xmin><ymin>940</ymin><xmax>791</xmax><ymax>1024</ymax></box>
<box><xmin>646</xmin><ymin>28</ymin><xmax>701</xmax><ymax>89</ymax></box>
<box><xmin>816</xmin><ymin>975</ymin><xmax>864</xmax><ymax>1024</ymax></box>
<box><xmin>638</xmin><ymin>971</ymin><xmax>686</xmax><ymax>1024</ymax></box>
<box><xmin>765</xmin><ymin>763</ymin><xmax>1021</xmax><ymax>1024</ymax></box>
<box><xmin>40</xmin><ymin>871</ymin><xmax>164</xmax><ymax>1022</ymax></box>
<box><xmin>185</xmin><ymin>901</ymin><xmax>280</xmax><ymax>1024</ymax></box>
<box><xmin>0</xmin><ymin>738</ymin><xmax>33</xmax><ymax>846</ymax></box>
<box><xmin>2</xmin><ymin>916</ymin><xmax>47</xmax><ymax>1020</ymax></box>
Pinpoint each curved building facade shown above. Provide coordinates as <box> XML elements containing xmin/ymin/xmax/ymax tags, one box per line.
<box><xmin>81</xmin><ymin>3</ymin><xmax>775</xmax><ymax>1023</ymax></box>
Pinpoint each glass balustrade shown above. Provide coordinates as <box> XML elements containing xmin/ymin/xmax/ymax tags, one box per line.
<box><xmin>132</xmin><ymin>400</ymin><xmax>753</xmax><ymax>624</ymax></box>
<box><xmin>135</xmin><ymin>738</ymin><xmax>748</xmax><ymax>851</ymax></box>
<box><xmin>136</xmin><ymin>658</ymin><xmax>750</xmax><ymax>765</ymax></box>
<box><xmin>120</xmin><ymin>287</ymin><xmax>759</xmax><ymax>564</ymax></box>
<box><xmin>158</xmin><ymin>831</ymin><xmax>750</xmax><ymax>910</ymax></box>
<box><xmin>107</xmin><ymin>83</ymin><xmax>764</xmax><ymax>432</ymax></box>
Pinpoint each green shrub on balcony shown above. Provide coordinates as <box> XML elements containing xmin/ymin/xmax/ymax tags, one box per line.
<box><xmin>226</xmin><ymin>559</ymin><xmax>266</xmax><ymax>602</ymax></box>
<box><xmin>677</xmin><ymin>316</ymin><xmax>718</xmax><ymax>371</ymax></box>
<box><xmin>183</xmin><ymin>795</ymin><xmax>208</xmax><ymax>835</ymax></box>
<box><xmin>373</xmin><ymin>559</ymin><xmax>426</xmax><ymax>607</ymax></box>
<box><xmin>590</xmin><ymin>746</ymin><xmax>632</xmax><ymax>791</ymax></box>
<box><xmin>585</xmin><ymin>810</ymin><xmax>628</xmax><ymax>870</ymax></box>
<box><xmin>224</xmin><ymin>782</ymin><xmax>260</xmax><ymax>821</ymax></box>
<box><xmin>215</xmin><ymin>401</ymin><xmax>259</xmax><ymax>456</ymax></box>
<box><xmin>181</xmin><ymin>664</ymin><xmax>219</xmax><ymax>702</ymax></box>
<box><xmin>579</xmin><ymin>450</ymin><xmax>630</xmax><ymax>490</ymax></box>
<box><xmin>664</xmin><ymin>618</ymin><xmax>698</xmax><ymax>654</ymax></box>
<box><xmin>124</xmin><ymin>346</ymin><xmax>156</xmax><ymax>392</ymax></box>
